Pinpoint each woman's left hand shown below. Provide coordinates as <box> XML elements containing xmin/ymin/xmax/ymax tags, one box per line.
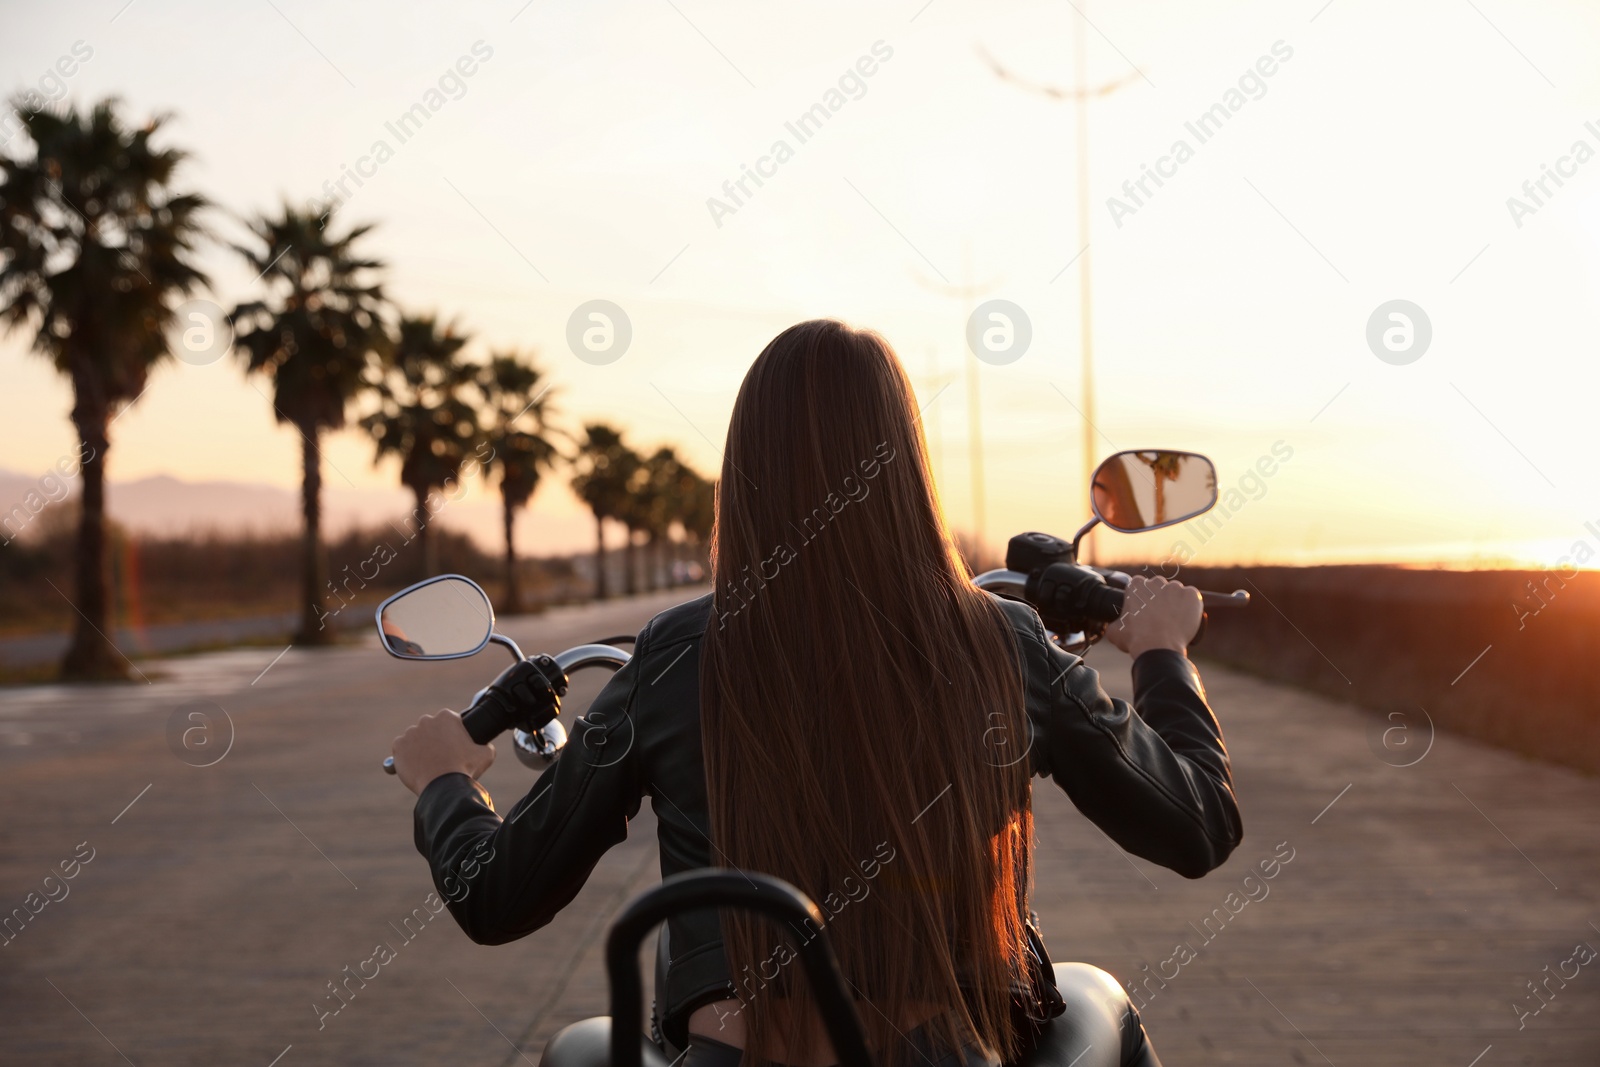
<box><xmin>391</xmin><ymin>710</ymin><xmax>495</xmax><ymax>796</ymax></box>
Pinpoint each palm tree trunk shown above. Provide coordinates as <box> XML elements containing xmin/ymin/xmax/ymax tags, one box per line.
<box><xmin>623</xmin><ymin>528</ymin><xmax>638</xmax><ymax>596</ymax></box>
<box><xmin>502</xmin><ymin>486</ymin><xmax>520</xmax><ymax>615</ymax></box>
<box><xmin>60</xmin><ymin>405</ymin><xmax>123</xmax><ymax>680</ymax></box>
<box><xmin>593</xmin><ymin>511</ymin><xmax>608</xmax><ymax>600</ymax></box>
<box><xmin>295</xmin><ymin>425</ymin><xmax>332</xmax><ymax>646</ymax></box>
<box><xmin>413</xmin><ymin>486</ymin><xmax>436</xmax><ymax>581</ymax></box>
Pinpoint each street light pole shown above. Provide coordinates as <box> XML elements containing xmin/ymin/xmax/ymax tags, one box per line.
<box><xmin>1074</xmin><ymin>12</ymin><xmax>1097</xmax><ymax>563</ymax></box>
<box><xmin>963</xmin><ymin>242</ymin><xmax>987</xmax><ymax>553</ymax></box>
<box><xmin>982</xmin><ymin>8</ymin><xmax>1136</xmax><ymax>564</ymax></box>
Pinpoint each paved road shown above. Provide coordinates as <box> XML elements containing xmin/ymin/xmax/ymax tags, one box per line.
<box><xmin>0</xmin><ymin>611</ymin><xmax>365</xmax><ymax>670</ymax></box>
<box><xmin>1</xmin><ymin>590</ymin><xmax>1596</xmax><ymax>1066</ymax></box>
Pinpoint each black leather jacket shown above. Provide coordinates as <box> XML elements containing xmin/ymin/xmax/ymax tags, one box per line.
<box><xmin>414</xmin><ymin>592</ymin><xmax>1242</xmax><ymax>1047</ymax></box>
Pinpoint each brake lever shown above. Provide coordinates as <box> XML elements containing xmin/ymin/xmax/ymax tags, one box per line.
<box><xmin>1088</xmin><ymin>568</ymin><xmax>1247</xmax><ymax>610</ymax></box>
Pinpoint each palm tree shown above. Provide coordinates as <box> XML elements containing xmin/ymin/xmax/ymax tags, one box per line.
<box><xmin>680</xmin><ymin>472</ymin><xmax>716</xmax><ymax>573</ymax></box>
<box><xmin>0</xmin><ymin>98</ymin><xmax>210</xmax><ymax>679</ymax></box>
<box><xmin>570</xmin><ymin>424</ymin><xmax>636</xmax><ymax>600</ymax></box>
<box><xmin>617</xmin><ymin>461</ymin><xmax>654</xmax><ymax>596</ymax></box>
<box><xmin>229</xmin><ymin>206</ymin><xmax>386</xmax><ymax>645</ymax></box>
<box><xmin>1137</xmin><ymin>451</ymin><xmax>1185</xmax><ymax>526</ymax></box>
<box><xmin>640</xmin><ymin>446</ymin><xmax>691</xmax><ymax>589</ymax></box>
<box><xmin>478</xmin><ymin>352</ymin><xmax>560</xmax><ymax>613</ymax></box>
<box><xmin>363</xmin><ymin>315</ymin><xmax>482</xmax><ymax>581</ymax></box>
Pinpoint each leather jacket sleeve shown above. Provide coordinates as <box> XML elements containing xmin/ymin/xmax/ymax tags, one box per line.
<box><xmin>1008</xmin><ymin>602</ymin><xmax>1243</xmax><ymax>878</ymax></box>
<box><xmin>412</xmin><ymin>627</ymin><xmax>651</xmax><ymax>944</ymax></box>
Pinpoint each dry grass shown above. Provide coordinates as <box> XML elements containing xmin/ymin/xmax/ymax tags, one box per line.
<box><xmin>1125</xmin><ymin>563</ymin><xmax>1600</xmax><ymax>776</ymax></box>
<box><xmin>0</xmin><ymin>521</ymin><xmax>587</xmax><ymax>638</ymax></box>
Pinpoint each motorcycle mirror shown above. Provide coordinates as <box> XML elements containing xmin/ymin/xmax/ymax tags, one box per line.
<box><xmin>1090</xmin><ymin>450</ymin><xmax>1218</xmax><ymax>533</ymax></box>
<box><xmin>374</xmin><ymin>575</ymin><xmax>495</xmax><ymax>660</ymax></box>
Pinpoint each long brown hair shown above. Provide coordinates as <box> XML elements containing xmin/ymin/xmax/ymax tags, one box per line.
<box><xmin>700</xmin><ymin>320</ymin><xmax>1032</xmax><ymax>1065</ymax></box>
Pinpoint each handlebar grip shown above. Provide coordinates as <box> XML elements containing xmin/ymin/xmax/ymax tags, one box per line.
<box><xmin>460</xmin><ymin>654</ymin><xmax>568</xmax><ymax>746</ymax></box>
<box><xmin>460</xmin><ymin>696</ymin><xmax>511</xmax><ymax>746</ymax></box>
<box><xmin>1023</xmin><ymin>564</ymin><xmax>1228</xmax><ymax>651</ymax></box>
<box><xmin>1027</xmin><ymin>563</ymin><xmax>1126</xmax><ymax>626</ymax></box>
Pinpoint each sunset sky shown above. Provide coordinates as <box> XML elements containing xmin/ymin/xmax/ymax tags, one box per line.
<box><xmin>3</xmin><ymin>0</ymin><xmax>1598</xmax><ymax>567</ymax></box>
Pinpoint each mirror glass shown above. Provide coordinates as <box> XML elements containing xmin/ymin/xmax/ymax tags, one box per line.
<box><xmin>377</xmin><ymin>577</ymin><xmax>494</xmax><ymax>659</ymax></box>
<box><xmin>1090</xmin><ymin>450</ymin><xmax>1217</xmax><ymax>533</ymax></box>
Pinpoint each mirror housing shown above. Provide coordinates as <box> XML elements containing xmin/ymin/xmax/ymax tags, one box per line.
<box><xmin>375</xmin><ymin>575</ymin><xmax>495</xmax><ymax>660</ymax></box>
<box><xmin>1090</xmin><ymin>450</ymin><xmax>1218</xmax><ymax>533</ymax></box>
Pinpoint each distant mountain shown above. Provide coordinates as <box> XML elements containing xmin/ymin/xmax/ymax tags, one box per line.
<box><xmin>110</xmin><ymin>473</ymin><xmax>409</xmax><ymax>537</ymax></box>
<box><xmin>0</xmin><ymin>469</ymin><xmax>598</xmax><ymax>556</ymax></box>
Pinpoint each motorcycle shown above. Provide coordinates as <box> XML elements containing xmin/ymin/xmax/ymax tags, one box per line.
<box><xmin>374</xmin><ymin>448</ymin><xmax>1248</xmax><ymax>1067</ymax></box>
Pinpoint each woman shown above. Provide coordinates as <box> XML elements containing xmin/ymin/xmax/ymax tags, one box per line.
<box><xmin>392</xmin><ymin>320</ymin><xmax>1241</xmax><ymax>1067</ymax></box>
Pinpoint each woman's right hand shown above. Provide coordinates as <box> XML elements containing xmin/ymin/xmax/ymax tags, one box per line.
<box><xmin>1105</xmin><ymin>575</ymin><xmax>1203</xmax><ymax>660</ymax></box>
<box><xmin>391</xmin><ymin>709</ymin><xmax>496</xmax><ymax>796</ymax></box>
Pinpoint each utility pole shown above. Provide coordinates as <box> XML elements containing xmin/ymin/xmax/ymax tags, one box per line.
<box><xmin>923</xmin><ymin>345</ymin><xmax>953</xmax><ymax>488</ymax></box>
<box><xmin>982</xmin><ymin>8</ymin><xmax>1137</xmax><ymax>564</ymax></box>
<box><xmin>914</xmin><ymin>243</ymin><xmax>1001</xmax><ymax>562</ymax></box>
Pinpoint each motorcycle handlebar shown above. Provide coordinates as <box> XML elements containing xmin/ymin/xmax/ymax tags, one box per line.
<box><xmin>974</xmin><ymin>566</ymin><xmax>1249</xmax><ymax>647</ymax></box>
<box><xmin>1048</xmin><ymin>585</ymin><xmax>1251</xmax><ymax>624</ymax></box>
<box><xmin>382</xmin><ymin>642</ymin><xmax>632</xmax><ymax>775</ymax></box>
